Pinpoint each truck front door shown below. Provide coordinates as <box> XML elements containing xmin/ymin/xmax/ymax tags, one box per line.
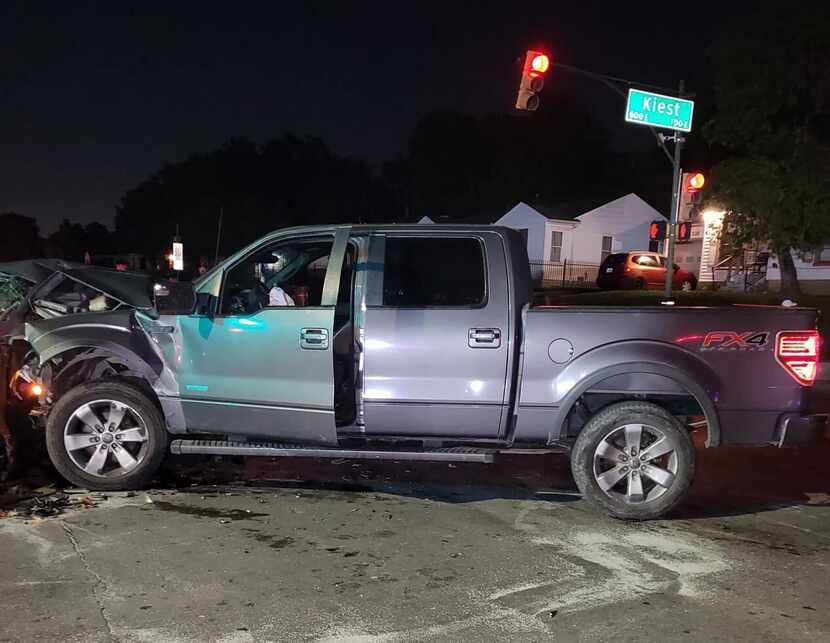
<box><xmin>171</xmin><ymin>230</ymin><xmax>350</xmax><ymax>444</ymax></box>
<box><xmin>361</xmin><ymin>232</ymin><xmax>511</xmax><ymax>437</ymax></box>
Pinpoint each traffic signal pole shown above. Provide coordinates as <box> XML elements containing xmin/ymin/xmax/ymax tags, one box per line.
<box><xmin>662</xmin><ymin>80</ymin><xmax>685</xmax><ymax>301</ymax></box>
<box><xmin>549</xmin><ymin>62</ymin><xmax>677</xmax><ymax>165</ymax></box>
<box><xmin>517</xmin><ymin>59</ymin><xmax>692</xmax><ymax>299</ymax></box>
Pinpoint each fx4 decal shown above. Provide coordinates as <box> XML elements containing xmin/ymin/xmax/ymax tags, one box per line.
<box><xmin>700</xmin><ymin>331</ymin><xmax>770</xmax><ymax>351</ymax></box>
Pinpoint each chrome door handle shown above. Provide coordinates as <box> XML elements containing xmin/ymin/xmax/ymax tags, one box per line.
<box><xmin>468</xmin><ymin>328</ymin><xmax>501</xmax><ymax>348</ymax></box>
<box><xmin>300</xmin><ymin>328</ymin><xmax>329</xmax><ymax>350</ymax></box>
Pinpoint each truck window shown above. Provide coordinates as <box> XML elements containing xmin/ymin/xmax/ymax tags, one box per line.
<box><xmin>382</xmin><ymin>237</ymin><xmax>486</xmax><ymax>307</ymax></box>
<box><xmin>220</xmin><ymin>238</ymin><xmax>334</xmax><ymax>315</ymax></box>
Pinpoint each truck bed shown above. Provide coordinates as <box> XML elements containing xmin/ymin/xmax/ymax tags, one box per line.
<box><xmin>516</xmin><ymin>304</ymin><xmax>820</xmax><ymax>446</ymax></box>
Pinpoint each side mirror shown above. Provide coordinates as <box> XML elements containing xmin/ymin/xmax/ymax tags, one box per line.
<box><xmin>153</xmin><ymin>280</ymin><xmax>196</xmax><ymax>315</ymax></box>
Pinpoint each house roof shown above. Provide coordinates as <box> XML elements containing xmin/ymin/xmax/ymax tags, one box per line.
<box><xmin>414</xmin><ymin>210</ymin><xmax>505</xmax><ymax>225</ymax></box>
<box><xmin>416</xmin><ymin>192</ymin><xmax>667</xmax><ymax>226</ymax></box>
<box><xmin>519</xmin><ymin>193</ymin><xmax>667</xmax><ymax>222</ymax></box>
<box><xmin>458</xmin><ymin>210</ymin><xmax>506</xmax><ymax>225</ymax></box>
<box><xmin>529</xmin><ymin>194</ymin><xmax>627</xmax><ymax>221</ymax></box>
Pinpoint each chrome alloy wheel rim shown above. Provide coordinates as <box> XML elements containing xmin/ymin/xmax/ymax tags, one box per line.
<box><xmin>64</xmin><ymin>399</ymin><xmax>149</xmax><ymax>478</ymax></box>
<box><xmin>593</xmin><ymin>423</ymin><xmax>679</xmax><ymax>504</ymax></box>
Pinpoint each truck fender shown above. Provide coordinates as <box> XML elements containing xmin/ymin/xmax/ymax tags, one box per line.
<box><xmin>25</xmin><ymin>311</ymin><xmax>170</xmax><ymax>387</ymax></box>
<box><xmin>25</xmin><ymin>312</ymin><xmax>188</xmax><ymax>432</ymax></box>
<box><xmin>553</xmin><ymin>340</ymin><xmax>722</xmax><ymax>447</ymax></box>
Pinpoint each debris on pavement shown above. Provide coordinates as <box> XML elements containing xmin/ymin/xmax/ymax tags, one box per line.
<box><xmin>0</xmin><ymin>482</ymin><xmax>107</xmax><ymax>519</ymax></box>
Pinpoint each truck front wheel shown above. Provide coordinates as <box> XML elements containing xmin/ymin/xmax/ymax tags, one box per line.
<box><xmin>46</xmin><ymin>381</ymin><xmax>167</xmax><ymax>491</ymax></box>
<box><xmin>570</xmin><ymin>401</ymin><xmax>695</xmax><ymax>520</ymax></box>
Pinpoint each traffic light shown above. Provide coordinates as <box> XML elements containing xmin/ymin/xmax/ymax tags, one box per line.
<box><xmin>677</xmin><ymin>221</ymin><xmax>692</xmax><ymax>242</ymax></box>
<box><xmin>649</xmin><ymin>220</ymin><xmax>667</xmax><ymax>242</ymax></box>
<box><xmin>686</xmin><ymin>172</ymin><xmax>705</xmax><ymax>192</ymax></box>
<box><xmin>682</xmin><ymin>172</ymin><xmax>705</xmax><ymax>204</ymax></box>
<box><xmin>515</xmin><ymin>50</ymin><xmax>551</xmax><ymax>111</ymax></box>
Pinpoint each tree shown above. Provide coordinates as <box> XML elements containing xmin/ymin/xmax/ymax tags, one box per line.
<box><xmin>83</xmin><ymin>222</ymin><xmax>112</xmax><ymax>255</ymax></box>
<box><xmin>0</xmin><ymin>213</ymin><xmax>41</xmax><ymax>261</ymax></box>
<box><xmin>48</xmin><ymin>219</ymin><xmax>87</xmax><ymax>261</ymax></box>
<box><xmin>397</xmin><ymin>98</ymin><xmax>622</xmax><ymax>221</ymax></box>
<box><xmin>115</xmin><ymin>137</ymin><xmax>402</xmax><ymax>268</ymax></box>
<box><xmin>704</xmin><ymin>7</ymin><xmax>830</xmax><ymax>293</ymax></box>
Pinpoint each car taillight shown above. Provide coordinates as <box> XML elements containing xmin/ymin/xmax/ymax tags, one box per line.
<box><xmin>776</xmin><ymin>330</ymin><xmax>820</xmax><ymax>386</ymax></box>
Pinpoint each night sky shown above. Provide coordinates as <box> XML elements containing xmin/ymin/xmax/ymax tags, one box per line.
<box><xmin>1</xmin><ymin>1</ymin><xmax>756</xmax><ymax>233</ymax></box>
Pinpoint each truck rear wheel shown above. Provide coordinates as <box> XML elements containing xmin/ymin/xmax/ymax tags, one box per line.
<box><xmin>46</xmin><ymin>381</ymin><xmax>167</xmax><ymax>491</ymax></box>
<box><xmin>570</xmin><ymin>401</ymin><xmax>695</xmax><ymax>520</ymax></box>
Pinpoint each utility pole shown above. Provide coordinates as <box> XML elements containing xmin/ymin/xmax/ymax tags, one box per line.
<box><xmin>214</xmin><ymin>206</ymin><xmax>223</xmax><ymax>265</ymax></box>
<box><xmin>663</xmin><ymin>80</ymin><xmax>685</xmax><ymax>301</ymax></box>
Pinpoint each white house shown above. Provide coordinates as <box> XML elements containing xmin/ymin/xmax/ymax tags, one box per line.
<box><xmin>496</xmin><ymin>193</ymin><xmax>665</xmax><ymax>264</ymax></box>
<box><xmin>670</xmin><ymin>203</ymin><xmax>830</xmax><ymax>293</ymax></box>
<box><xmin>414</xmin><ymin>195</ymin><xmax>666</xmax><ymax>284</ymax></box>
<box><xmin>766</xmin><ymin>246</ymin><xmax>830</xmax><ymax>294</ymax></box>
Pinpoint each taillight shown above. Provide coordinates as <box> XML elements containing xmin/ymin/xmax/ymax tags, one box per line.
<box><xmin>776</xmin><ymin>330</ymin><xmax>820</xmax><ymax>386</ymax></box>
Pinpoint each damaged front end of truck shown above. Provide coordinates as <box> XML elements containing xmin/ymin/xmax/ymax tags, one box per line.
<box><xmin>0</xmin><ymin>260</ymin><xmax>154</xmax><ymax>478</ymax></box>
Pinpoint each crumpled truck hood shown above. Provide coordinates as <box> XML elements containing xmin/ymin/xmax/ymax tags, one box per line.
<box><xmin>0</xmin><ymin>259</ymin><xmax>154</xmax><ymax>310</ymax></box>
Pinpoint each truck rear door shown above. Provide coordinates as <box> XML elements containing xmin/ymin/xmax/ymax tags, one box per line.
<box><xmin>361</xmin><ymin>231</ymin><xmax>511</xmax><ymax>437</ymax></box>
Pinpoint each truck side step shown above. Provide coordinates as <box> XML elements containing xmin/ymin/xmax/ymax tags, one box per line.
<box><xmin>170</xmin><ymin>439</ymin><xmax>496</xmax><ymax>463</ymax></box>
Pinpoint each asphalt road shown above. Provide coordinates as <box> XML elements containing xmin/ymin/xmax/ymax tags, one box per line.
<box><xmin>1</xmin><ymin>443</ymin><xmax>829</xmax><ymax>643</ymax></box>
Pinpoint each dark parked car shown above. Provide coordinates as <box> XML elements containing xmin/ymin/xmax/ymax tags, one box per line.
<box><xmin>597</xmin><ymin>251</ymin><xmax>697</xmax><ymax>291</ymax></box>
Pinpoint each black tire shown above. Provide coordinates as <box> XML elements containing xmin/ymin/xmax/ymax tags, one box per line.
<box><xmin>46</xmin><ymin>380</ymin><xmax>168</xmax><ymax>491</ymax></box>
<box><xmin>570</xmin><ymin>401</ymin><xmax>695</xmax><ymax>520</ymax></box>
<box><xmin>635</xmin><ymin>277</ymin><xmax>646</xmax><ymax>290</ymax></box>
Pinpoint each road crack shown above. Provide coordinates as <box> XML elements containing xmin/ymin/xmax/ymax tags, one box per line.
<box><xmin>61</xmin><ymin>521</ymin><xmax>117</xmax><ymax>642</ymax></box>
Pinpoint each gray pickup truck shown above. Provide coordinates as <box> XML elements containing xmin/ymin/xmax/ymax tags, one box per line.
<box><xmin>16</xmin><ymin>226</ymin><xmax>826</xmax><ymax>519</ymax></box>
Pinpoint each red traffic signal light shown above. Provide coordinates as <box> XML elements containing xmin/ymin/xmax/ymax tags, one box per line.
<box><xmin>515</xmin><ymin>50</ymin><xmax>551</xmax><ymax>111</ymax></box>
<box><xmin>678</xmin><ymin>221</ymin><xmax>692</xmax><ymax>242</ymax></box>
<box><xmin>684</xmin><ymin>172</ymin><xmax>705</xmax><ymax>192</ymax></box>
<box><xmin>649</xmin><ymin>220</ymin><xmax>667</xmax><ymax>241</ymax></box>
<box><xmin>530</xmin><ymin>53</ymin><xmax>550</xmax><ymax>73</ymax></box>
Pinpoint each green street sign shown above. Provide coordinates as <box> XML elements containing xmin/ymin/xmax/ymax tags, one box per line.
<box><xmin>625</xmin><ymin>88</ymin><xmax>694</xmax><ymax>132</ymax></box>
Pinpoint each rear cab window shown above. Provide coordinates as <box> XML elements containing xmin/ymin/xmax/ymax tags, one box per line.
<box><xmin>382</xmin><ymin>237</ymin><xmax>487</xmax><ymax>307</ymax></box>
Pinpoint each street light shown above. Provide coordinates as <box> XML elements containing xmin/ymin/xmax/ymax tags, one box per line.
<box><xmin>702</xmin><ymin>209</ymin><xmax>725</xmax><ymax>226</ymax></box>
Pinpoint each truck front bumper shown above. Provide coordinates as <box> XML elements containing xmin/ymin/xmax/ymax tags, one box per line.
<box><xmin>775</xmin><ymin>412</ymin><xmax>828</xmax><ymax>447</ymax></box>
